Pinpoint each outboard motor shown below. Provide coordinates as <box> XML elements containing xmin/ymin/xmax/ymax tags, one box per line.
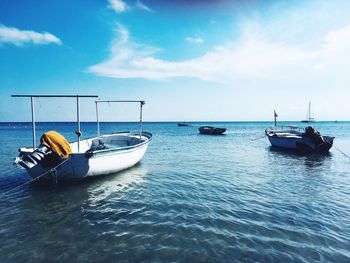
<box><xmin>15</xmin><ymin>130</ymin><xmax>72</xmax><ymax>170</ymax></box>
<box><xmin>16</xmin><ymin>145</ymin><xmax>53</xmax><ymax>169</ymax></box>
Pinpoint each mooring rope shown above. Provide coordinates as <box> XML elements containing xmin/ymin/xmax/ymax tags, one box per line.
<box><xmin>250</xmin><ymin>135</ymin><xmax>266</xmax><ymax>141</ymax></box>
<box><xmin>334</xmin><ymin>145</ymin><xmax>350</xmax><ymax>161</ymax></box>
<box><xmin>1</xmin><ymin>157</ymin><xmax>70</xmax><ymax>197</ymax></box>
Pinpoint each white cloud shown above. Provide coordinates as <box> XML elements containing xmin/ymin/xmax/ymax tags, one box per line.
<box><xmin>320</xmin><ymin>24</ymin><xmax>350</xmax><ymax>57</ymax></box>
<box><xmin>0</xmin><ymin>25</ymin><xmax>62</xmax><ymax>46</ymax></box>
<box><xmin>88</xmin><ymin>21</ymin><xmax>350</xmax><ymax>85</ymax></box>
<box><xmin>135</xmin><ymin>0</ymin><xmax>152</xmax><ymax>12</ymax></box>
<box><xmin>185</xmin><ymin>37</ymin><xmax>204</xmax><ymax>44</ymax></box>
<box><xmin>108</xmin><ymin>0</ymin><xmax>127</xmax><ymax>13</ymax></box>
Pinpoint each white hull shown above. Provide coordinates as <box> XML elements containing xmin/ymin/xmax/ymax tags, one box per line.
<box><xmin>22</xmin><ymin>132</ymin><xmax>152</xmax><ymax>182</ymax></box>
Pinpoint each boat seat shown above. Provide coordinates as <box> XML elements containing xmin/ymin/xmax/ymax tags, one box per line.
<box><xmin>127</xmin><ymin>137</ymin><xmax>141</xmax><ymax>146</ymax></box>
<box><xmin>90</xmin><ymin>139</ymin><xmax>108</xmax><ymax>151</ymax></box>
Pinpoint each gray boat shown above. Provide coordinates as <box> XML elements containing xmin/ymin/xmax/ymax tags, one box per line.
<box><xmin>266</xmin><ymin>126</ymin><xmax>334</xmax><ymax>153</ymax></box>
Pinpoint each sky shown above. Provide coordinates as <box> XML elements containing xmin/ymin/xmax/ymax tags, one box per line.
<box><xmin>1</xmin><ymin>0</ymin><xmax>350</xmax><ymax>122</ymax></box>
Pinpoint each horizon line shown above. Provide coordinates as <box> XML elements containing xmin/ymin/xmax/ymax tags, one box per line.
<box><xmin>0</xmin><ymin>120</ymin><xmax>346</xmax><ymax>123</ymax></box>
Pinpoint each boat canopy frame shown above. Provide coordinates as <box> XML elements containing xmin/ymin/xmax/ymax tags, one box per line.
<box><xmin>95</xmin><ymin>100</ymin><xmax>145</xmax><ymax>139</ymax></box>
<box><xmin>11</xmin><ymin>94</ymin><xmax>99</xmax><ymax>152</ymax></box>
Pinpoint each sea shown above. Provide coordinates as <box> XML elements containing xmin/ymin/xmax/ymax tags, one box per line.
<box><xmin>0</xmin><ymin>121</ymin><xmax>349</xmax><ymax>262</ymax></box>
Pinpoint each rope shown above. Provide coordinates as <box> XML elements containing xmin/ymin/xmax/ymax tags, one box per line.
<box><xmin>1</xmin><ymin>157</ymin><xmax>70</xmax><ymax>197</ymax></box>
<box><xmin>250</xmin><ymin>135</ymin><xmax>266</xmax><ymax>141</ymax></box>
<box><xmin>334</xmin><ymin>145</ymin><xmax>350</xmax><ymax>161</ymax></box>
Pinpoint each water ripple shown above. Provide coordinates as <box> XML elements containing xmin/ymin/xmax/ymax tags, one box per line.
<box><xmin>1</xmin><ymin>122</ymin><xmax>350</xmax><ymax>262</ymax></box>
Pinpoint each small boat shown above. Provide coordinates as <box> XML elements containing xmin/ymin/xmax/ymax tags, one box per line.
<box><xmin>265</xmin><ymin>125</ymin><xmax>334</xmax><ymax>153</ymax></box>
<box><xmin>12</xmin><ymin>95</ymin><xmax>152</xmax><ymax>182</ymax></box>
<box><xmin>178</xmin><ymin>123</ymin><xmax>191</xmax><ymax>127</ymax></box>
<box><xmin>199</xmin><ymin>126</ymin><xmax>226</xmax><ymax>135</ymax></box>
<box><xmin>301</xmin><ymin>101</ymin><xmax>316</xmax><ymax>123</ymax></box>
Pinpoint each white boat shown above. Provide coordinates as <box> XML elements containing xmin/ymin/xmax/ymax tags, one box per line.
<box><xmin>12</xmin><ymin>95</ymin><xmax>152</xmax><ymax>182</ymax></box>
<box><xmin>301</xmin><ymin>101</ymin><xmax>316</xmax><ymax>123</ymax></box>
<box><xmin>265</xmin><ymin>125</ymin><xmax>334</xmax><ymax>153</ymax></box>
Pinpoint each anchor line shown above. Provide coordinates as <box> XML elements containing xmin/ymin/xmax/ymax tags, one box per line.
<box><xmin>334</xmin><ymin>145</ymin><xmax>350</xmax><ymax>161</ymax></box>
<box><xmin>1</xmin><ymin>157</ymin><xmax>70</xmax><ymax>197</ymax></box>
<box><xmin>250</xmin><ymin>135</ymin><xmax>266</xmax><ymax>141</ymax></box>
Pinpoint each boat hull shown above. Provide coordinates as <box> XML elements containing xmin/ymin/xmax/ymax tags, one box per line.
<box><xmin>267</xmin><ymin>135</ymin><xmax>301</xmax><ymax>149</ymax></box>
<box><xmin>267</xmin><ymin>132</ymin><xmax>334</xmax><ymax>153</ymax></box>
<box><xmin>23</xmin><ymin>132</ymin><xmax>152</xmax><ymax>182</ymax></box>
<box><xmin>199</xmin><ymin>126</ymin><xmax>226</xmax><ymax>135</ymax></box>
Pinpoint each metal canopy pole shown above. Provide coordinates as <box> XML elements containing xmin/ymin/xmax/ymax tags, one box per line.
<box><xmin>309</xmin><ymin>101</ymin><xmax>311</xmax><ymax>121</ymax></box>
<box><xmin>95</xmin><ymin>101</ymin><xmax>100</xmax><ymax>137</ymax></box>
<box><xmin>30</xmin><ymin>97</ymin><xmax>36</xmax><ymax>149</ymax></box>
<box><xmin>139</xmin><ymin>101</ymin><xmax>145</xmax><ymax>139</ymax></box>
<box><xmin>12</xmin><ymin>95</ymin><xmax>98</xmax><ymax>98</ymax></box>
<box><xmin>76</xmin><ymin>96</ymin><xmax>81</xmax><ymax>152</ymax></box>
<box><xmin>11</xmin><ymin>94</ymin><xmax>98</xmax><ymax>151</ymax></box>
<box><xmin>95</xmin><ymin>100</ymin><xmax>146</xmax><ymax>139</ymax></box>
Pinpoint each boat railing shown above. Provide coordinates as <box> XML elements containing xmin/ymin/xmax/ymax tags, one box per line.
<box><xmin>267</xmin><ymin>125</ymin><xmax>305</xmax><ymax>133</ymax></box>
<box><xmin>128</xmin><ymin>131</ymin><xmax>152</xmax><ymax>142</ymax></box>
<box><xmin>90</xmin><ymin>132</ymin><xmax>152</xmax><ymax>155</ymax></box>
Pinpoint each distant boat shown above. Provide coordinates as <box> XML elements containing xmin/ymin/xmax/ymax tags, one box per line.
<box><xmin>301</xmin><ymin>101</ymin><xmax>316</xmax><ymax>123</ymax></box>
<box><xmin>178</xmin><ymin>123</ymin><xmax>191</xmax><ymax>127</ymax></box>
<box><xmin>199</xmin><ymin>126</ymin><xmax>226</xmax><ymax>135</ymax></box>
<box><xmin>265</xmin><ymin>125</ymin><xmax>334</xmax><ymax>153</ymax></box>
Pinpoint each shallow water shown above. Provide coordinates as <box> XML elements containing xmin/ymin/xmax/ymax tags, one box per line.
<box><xmin>0</xmin><ymin>122</ymin><xmax>350</xmax><ymax>262</ymax></box>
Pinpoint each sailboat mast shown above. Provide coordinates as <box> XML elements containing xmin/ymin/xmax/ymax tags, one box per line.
<box><xmin>308</xmin><ymin>101</ymin><xmax>311</xmax><ymax>121</ymax></box>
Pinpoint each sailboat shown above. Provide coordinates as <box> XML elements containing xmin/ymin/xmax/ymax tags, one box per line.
<box><xmin>301</xmin><ymin>101</ymin><xmax>316</xmax><ymax>123</ymax></box>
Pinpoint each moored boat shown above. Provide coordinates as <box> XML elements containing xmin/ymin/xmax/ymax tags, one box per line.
<box><xmin>16</xmin><ymin>131</ymin><xmax>152</xmax><ymax>181</ymax></box>
<box><xmin>199</xmin><ymin>126</ymin><xmax>226</xmax><ymax>135</ymax></box>
<box><xmin>265</xmin><ymin>125</ymin><xmax>334</xmax><ymax>153</ymax></box>
<box><xmin>12</xmin><ymin>95</ymin><xmax>152</xmax><ymax>182</ymax></box>
<box><xmin>178</xmin><ymin>123</ymin><xmax>191</xmax><ymax>127</ymax></box>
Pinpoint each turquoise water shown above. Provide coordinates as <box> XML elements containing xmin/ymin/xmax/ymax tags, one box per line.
<box><xmin>0</xmin><ymin>122</ymin><xmax>350</xmax><ymax>262</ymax></box>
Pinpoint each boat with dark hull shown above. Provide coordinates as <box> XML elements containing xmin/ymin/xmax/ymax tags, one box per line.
<box><xmin>265</xmin><ymin>126</ymin><xmax>334</xmax><ymax>153</ymax></box>
<box><xmin>199</xmin><ymin>126</ymin><xmax>226</xmax><ymax>135</ymax></box>
<box><xmin>177</xmin><ymin>123</ymin><xmax>191</xmax><ymax>127</ymax></box>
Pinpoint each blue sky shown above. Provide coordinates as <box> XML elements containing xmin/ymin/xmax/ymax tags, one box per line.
<box><xmin>1</xmin><ymin>0</ymin><xmax>350</xmax><ymax>122</ymax></box>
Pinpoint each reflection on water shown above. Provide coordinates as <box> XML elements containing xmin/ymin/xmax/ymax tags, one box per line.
<box><xmin>303</xmin><ymin>153</ymin><xmax>332</xmax><ymax>169</ymax></box>
<box><xmin>86</xmin><ymin>164</ymin><xmax>148</xmax><ymax>204</ymax></box>
<box><xmin>268</xmin><ymin>145</ymin><xmax>333</xmax><ymax>168</ymax></box>
<box><xmin>1</xmin><ymin>122</ymin><xmax>350</xmax><ymax>262</ymax></box>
